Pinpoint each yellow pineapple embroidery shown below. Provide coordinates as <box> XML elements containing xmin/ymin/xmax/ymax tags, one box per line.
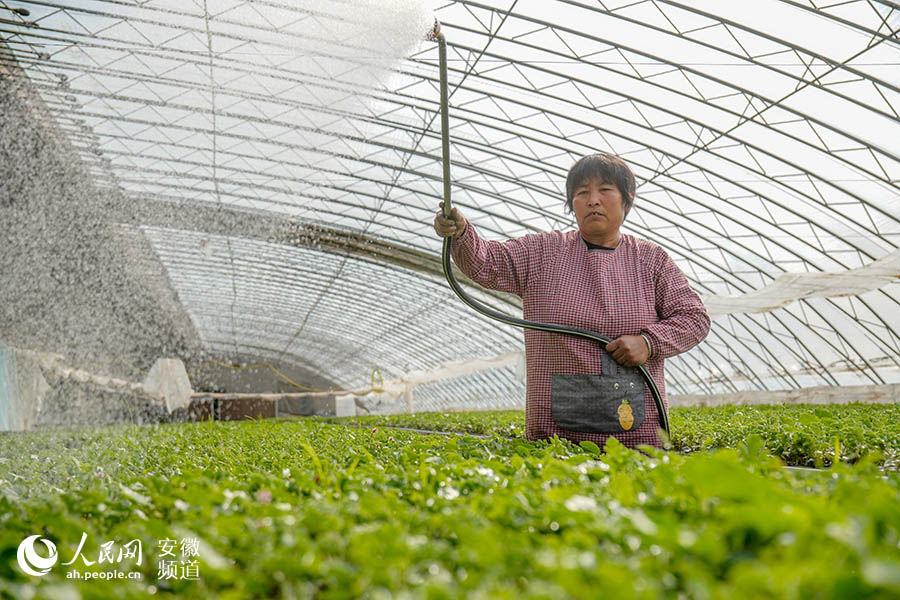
<box><xmin>617</xmin><ymin>399</ymin><xmax>634</xmax><ymax>430</ymax></box>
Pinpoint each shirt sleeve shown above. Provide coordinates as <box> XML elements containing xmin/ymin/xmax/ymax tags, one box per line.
<box><xmin>448</xmin><ymin>220</ymin><xmax>545</xmax><ymax>297</ymax></box>
<box><xmin>642</xmin><ymin>248</ymin><xmax>711</xmax><ymax>360</ymax></box>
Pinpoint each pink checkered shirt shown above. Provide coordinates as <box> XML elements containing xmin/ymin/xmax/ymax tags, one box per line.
<box><xmin>451</xmin><ymin>221</ymin><xmax>710</xmax><ymax>449</ymax></box>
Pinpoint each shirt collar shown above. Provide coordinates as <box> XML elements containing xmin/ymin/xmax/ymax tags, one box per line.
<box><xmin>581</xmin><ymin>235</ymin><xmax>618</xmax><ymax>251</ymax></box>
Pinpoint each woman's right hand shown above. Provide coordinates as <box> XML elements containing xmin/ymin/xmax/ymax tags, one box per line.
<box><xmin>434</xmin><ymin>202</ymin><xmax>467</xmax><ymax>238</ymax></box>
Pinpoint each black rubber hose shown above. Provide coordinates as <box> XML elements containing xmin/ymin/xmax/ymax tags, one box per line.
<box><xmin>431</xmin><ymin>26</ymin><xmax>669</xmax><ymax>440</ymax></box>
<box><xmin>440</xmin><ymin>237</ymin><xmax>670</xmax><ymax>439</ymax></box>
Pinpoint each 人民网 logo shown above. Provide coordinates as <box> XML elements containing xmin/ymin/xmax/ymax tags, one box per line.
<box><xmin>17</xmin><ymin>535</ymin><xmax>58</xmax><ymax>576</ymax></box>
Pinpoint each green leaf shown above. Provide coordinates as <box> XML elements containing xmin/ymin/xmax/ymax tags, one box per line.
<box><xmin>579</xmin><ymin>441</ymin><xmax>601</xmax><ymax>457</ymax></box>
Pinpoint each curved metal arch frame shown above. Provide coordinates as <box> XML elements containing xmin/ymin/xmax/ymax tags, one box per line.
<box><xmin>148</xmin><ymin>195</ymin><xmax>842</xmax><ymax>395</ymax></box>
<box><xmin>8</xmin><ymin>1</ymin><xmax>899</xmax><ymax>200</ymax></box>
<box><xmin>141</xmin><ymin>196</ymin><xmax>769</xmax><ymax>395</ymax></box>
<box><xmin>156</xmin><ymin>226</ymin><xmax>752</xmax><ymax>395</ymax></box>
<box><xmin>516</xmin><ymin>0</ymin><xmax>900</xmax><ymax>123</ymax></box>
<box><xmin>194</xmin><ymin>313</ymin><xmax>503</xmax><ymax>388</ymax></box>
<box><xmin>71</xmin><ymin>69</ymin><xmax>900</xmax><ymax>388</ymax></box>
<box><xmin>184</xmin><ymin>304</ymin><xmax>476</xmax><ymax>375</ymax></box>
<box><xmin>573</xmin><ymin>0</ymin><xmax>900</xmax><ymax>92</ymax></box>
<box><xmin>79</xmin><ymin>84</ymin><xmax>900</xmax><ymax>388</ymax></box>
<box><xmin>95</xmin><ymin>74</ymin><xmax>890</xmax><ymax>385</ymax></box>
<box><xmin>10</xmin><ymin>2</ymin><xmax>898</xmax><ymax>211</ymax></box>
<box><xmin>112</xmin><ymin>183</ymin><xmax>892</xmax><ymax>390</ymax></box>
<box><xmin>59</xmin><ymin>69</ymin><xmax>891</xmax><ymax>278</ymax></box>
<box><xmin>145</xmin><ymin>207</ymin><xmax>759</xmax><ymax>395</ymax></box>
<box><xmin>149</xmin><ymin>237</ymin><xmax>528</xmax><ymax>362</ymax></box>
<box><xmin>130</xmin><ymin>171</ymin><xmax>803</xmax><ymax>391</ymax></box>
<box><xmin>190</xmin><ymin>341</ymin><xmax>345</xmax><ymax>385</ymax></box>
<box><xmin>777</xmin><ymin>0</ymin><xmax>900</xmax><ymax>43</ymax></box>
<box><xmin>433</xmin><ymin>24</ymin><xmax>899</xmax><ymax>225</ymax></box>
<box><xmin>420</xmin><ymin>50</ymin><xmax>898</xmax><ymax>197</ymax></box>
<box><xmin>443</xmin><ymin>2</ymin><xmax>900</xmax><ymax>161</ymax></box>
<box><xmin>75</xmin><ymin>69</ymin><xmax>892</xmax><ymax>342</ymax></box>
<box><xmin>395</xmin><ymin>62</ymin><xmax>894</xmax><ymax>270</ymax></box>
<box><xmin>394</xmin><ymin>28</ymin><xmax>900</xmax><ymax>386</ymax></box>
<box><xmin>33</xmin><ymin>12</ymin><xmax>891</xmax><ymax>280</ymax></box>
<box><xmin>10</xmin><ymin>8</ymin><xmax>896</xmax><ymax>247</ymax></box>
<box><xmin>150</xmin><ymin>231</ymin><xmax>524</xmax><ymax>335</ymax></box>
<box><xmin>3</xmin><ymin>0</ymin><xmax>896</xmax><ymax>396</ymax></box>
<box><xmin>174</xmin><ymin>314</ymin><xmax>484</xmax><ymax>388</ymax></box>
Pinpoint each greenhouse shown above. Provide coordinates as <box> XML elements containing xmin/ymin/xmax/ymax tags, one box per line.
<box><xmin>1</xmin><ymin>0</ymin><xmax>899</xmax><ymax>598</ymax></box>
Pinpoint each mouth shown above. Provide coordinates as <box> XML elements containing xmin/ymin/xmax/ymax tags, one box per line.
<box><xmin>585</xmin><ymin>211</ymin><xmax>605</xmax><ymax>218</ymax></box>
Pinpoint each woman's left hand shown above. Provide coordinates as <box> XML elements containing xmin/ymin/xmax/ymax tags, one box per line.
<box><xmin>606</xmin><ymin>335</ymin><xmax>650</xmax><ymax>367</ymax></box>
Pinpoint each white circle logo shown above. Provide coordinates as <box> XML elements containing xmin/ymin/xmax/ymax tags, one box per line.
<box><xmin>16</xmin><ymin>535</ymin><xmax>58</xmax><ymax>576</ymax></box>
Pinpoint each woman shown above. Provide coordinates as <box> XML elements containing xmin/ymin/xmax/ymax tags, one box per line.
<box><xmin>433</xmin><ymin>153</ymin><xmax>710</xmax><ymax>449</ymax></box>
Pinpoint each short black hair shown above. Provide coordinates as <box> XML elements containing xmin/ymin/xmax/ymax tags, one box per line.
<box><xmin>565</xmin><ymin>153</ymin><xmax>636</xmax><ymax>217</ymax></box>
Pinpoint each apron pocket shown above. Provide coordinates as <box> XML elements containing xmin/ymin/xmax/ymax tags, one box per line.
<box><xmin>550</xmin><ymin>373</ymin><xmax>645</xmax><ymax>434</ymax></box>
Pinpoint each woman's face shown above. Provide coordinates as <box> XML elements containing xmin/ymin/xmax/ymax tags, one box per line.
<box><xmin>572</xmin><ymin>178</ymin><xmax>626</xmax><ymax>245</ymax></box>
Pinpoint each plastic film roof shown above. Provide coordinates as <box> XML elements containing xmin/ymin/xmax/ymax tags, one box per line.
<box><xmin>2</xmin><ymin>0</ymin><xmax>899</xmax><ymax>409</ymax></box>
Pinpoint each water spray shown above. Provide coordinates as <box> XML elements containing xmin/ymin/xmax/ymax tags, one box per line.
<box><xmin>426</xmin><ymin>20</ymin><xmax>670</xmax><ymax>440</ymax></box>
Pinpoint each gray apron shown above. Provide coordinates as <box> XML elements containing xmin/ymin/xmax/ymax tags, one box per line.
<box><xmin>550</xmin><ymin>351</ymin><xmax>646</xmax><ymax>434</ymax></box>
